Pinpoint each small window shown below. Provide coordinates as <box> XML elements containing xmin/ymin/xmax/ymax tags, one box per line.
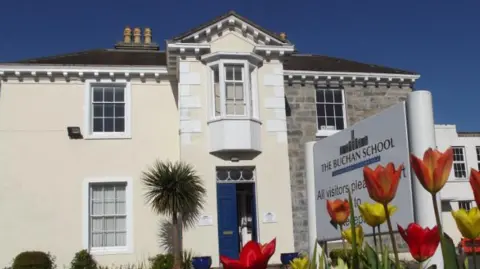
<box><xmin>85</xmin><ymin>81</ymin><xmax>131</xmax><ymax>139</ymax></box>
<box><xmin>452</xmin><ymin>147</ymin><xmax>467</xmax><ymax>179</ymax></box>
<box><xmin>89</xmin><ymin>183</ymin><xmax>127</xmax><ymax>248</ymax></box>
<box><xmin>458</xmin><ymin>201</ymin><xmax>472</xmax><ymax>211</ymax></box>
<box><xmin>315</xmin><ymin>88</ymin><xmax>345</xmax><ymax>132</ymax></box>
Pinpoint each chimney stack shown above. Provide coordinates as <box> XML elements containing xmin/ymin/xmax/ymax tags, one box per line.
<box><xmin>133</xmin><ymin>27</ymin><xmax>141</xmax><ymax>44</ymax></box>
<box><xmin>144</xmin><ymin>28</ymin><xmax>152</xmax><ymax>45</ymax></box>
<box><xmin>123</xmin><ymin>26</ymin><xmax>132</xmax><ymax>43</ymax></box>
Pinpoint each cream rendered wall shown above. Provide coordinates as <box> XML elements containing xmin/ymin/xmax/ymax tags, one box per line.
<box><xmin>179</xmin><ymin>31</ymin><xmax>295</xmax><ymax>266</ymax></box>
<box><xmin>0</xmin><ymin>78</ymin><xmax>179</xmax><ymax>267</ymax></box>
<box><xmin>435</xmin><ymin>124</ymin><xmax>479</xmax><ymax>245</ymax></box>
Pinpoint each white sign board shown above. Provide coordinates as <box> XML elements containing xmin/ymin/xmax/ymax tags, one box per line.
<box><xmin>263</xmin><ymin>212</ymin><xmax>277</xmax><ymax>223</ymax></box>
<box><xmin>198</xmin><ymin>215</ymin><xmax>213</xmax><ymax>226</ymax></box>
<box><xmin>313</xmin><ymin>103</ymin><xmax>414</xmax><ymax>241</ymax></box>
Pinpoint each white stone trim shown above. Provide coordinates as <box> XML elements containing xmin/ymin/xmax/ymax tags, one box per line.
<box><xmin>284</xmin><ymin>70</ymin><xmax>420</xmax><ymax>84</ymax></box>
<box><xmin>201</xmin><ymin>51</ymin><xmax>263</xmax><ymax>65</ymax></box>
<box><xmin>0</xmin><ymin>64</ymin><xmax>168</xmax><ymax>80</ymax></box>
<box><xmin>83</xmin><ymin>79</ymin><xmax>132</xmax><ymax>140</ymax></box>
<box><xmin>82</xmin><ymin>177</ymin><xmax>134</xmax><ymax>255</ymax></box>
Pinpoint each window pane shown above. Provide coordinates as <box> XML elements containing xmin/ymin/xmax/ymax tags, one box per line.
<box><xmin>226</xmin><ymin>103</ymin><xmax>235</xmax><ymax>115</ymax></box>
<box><xmin>116</xmin><ymin>202</ymin><xmax>126</xmax><ymax>215</ymax></box>
<box><xmin>316</xmin><ymin>104</ymin><xmax>326</xmax><ymax>117</ymax></box>
<box><xmin>336</xmin><ymin>117</ymin><xmax>344</xmax><ymax>130</ymax></box>
<box><xmin>115</xmin><ymin>118</ymin><xmax>125</xmax><ymax>132</ymax></box>
<box><xmin>92</xmin><ymin>201</ymin><xmax>103</xmax><ymax>215</ymax></box>
<box><xmin>93</xmin><ymin>104</ymin><xmax>103</xmax><ymax>117</ymax></box>
<box><xmin>235</xmin><ymin>84</ymin><xmax>244</xmax><ymax>100</ymax></box>
<box><xmin>105</xmin><ymin>217</ymin><xmax>115</xmax><ymax>231</ymax></box>
<box><xmin>104</xmin><ymin>118</ymin><xmax>114</xmax><ymax>132</ymax></box>
<box><xmin>92</xmin><ymin>217</ymin><xmax>103</xmax><ymax>232</ymax></box>
<box><xmin>316</xmin><ymin>90</ymin><xmax>325</xmax><ymax>103</ymax></box>
<box><xmin>317</xmin><ymin>117</ymin><xmax>326</xmax><ymax>128</ymax></box>
<box><xmin>234</xmin><ymin>66</ymin><xmax>243</xmax><ymax>80</ymax></box>
<box><xmin>326</xmin><ymin>117</ymin><xmax>335</xmax><ymax>127</ymax></box>
<box><xmin>334</xmin><ymin>104</ymin><xmax>343</xmax><ymax>117</ymax></box>
<box><xmin>213</xmin><ymin>69</ymin><xmax>219</xmax><ymax>83</ymax></box>
<box><xmin>92</xmin><ymin>232</ymin><xmax>103</xmax><ymax>247</ymax></box>
<box><xmin>116</xmin><ymin>217</ymin><xmax>126</xmax><ymax>231</ymax></box>
<box><xmin>104</xmin><ymin>105</ymin><xmax>114</xmax><ymax>117</ymax></box>
<box><xmin>105</xmin><ymin>232</ymin><xmax>115</xmax><ymax>247</ymax></box>
<box><xmin>114</xmin><ymin>88</ymin><xmax>124</xmax><ymax>102</ymax></box>
<box><xmin>226</xmin><ymin>83</ymin><xmax>234</xmax><ymax>100</ymax></box>
<box><xmin>93</xmin><ymin>88</ymin><xmax>103</xmax><ymax>102</ymax></box>
<box><xmin>116</xmin><ymin>232</ymin><xmax>127</xmax><ymax>246</ymax></box>
<box><xmin>104</xmin><ymin>88</ymin><xmax>114</xmax><ymax>102</ymax></box>
<box><xmin>93</xmin><ymin>119</ymin><xmax>103</xmax><ymax>132</ymax></box>
<box><xmin>325</xmin><ymin>104</ymin><xmax>334</xmax><ymax>116</ymax></box>
<box><xmin>235</xmin><ymin>104</ymin><xmax>245</xmax><ymax>115</ymax></box>
<box><xmin>226</xmin><ymin>66</ymin><xmax>234</xmax><ymax>80</ymax></box>
<box><xmin>325</xmin><ymin>90</ymin><xmax>334</xmax><ymax>103</ymax></box>
<box><xmin>333</xmin><ymin>90</ymin><xmax>342</xmax><ymax>103</ymax></box>
<box><xmin>114</xmin><ymin>104</ymin><xmax>125</xmax><ymax>117</ymax></box>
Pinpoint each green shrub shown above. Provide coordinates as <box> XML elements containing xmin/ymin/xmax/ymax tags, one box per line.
<box><xmin>12</xmin><ymin>251</ymin><xmax>55</xmax><ymax>269</ymax></box>
<box><xmin>182</xmin><ymin>250</ymin><xmax>193</xmax><ymax>269</ymax></box>
<box><xmin>70</xmin><ymin>250</ymin><xmax>97</xmax><ymax>269</ymax></box>
<box><xmin>329</xmin><ymin>249</ymin><xmax>353</xmax><ymax>266</ymax></box>
<box><xmin>149</xmin><ymin>254</ymin><xmax>173</xmax><ymax>269</ymax></box>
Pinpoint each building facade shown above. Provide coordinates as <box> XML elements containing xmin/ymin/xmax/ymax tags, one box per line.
<box><xmin>0</xmin><ymin>11</ymin><xmax>419</xmax><ymax>267</ymax></box>
<box><xmin>436</xmin><ymin>125</ymin><xmax>479</xmax><ymax>245</ymax></box>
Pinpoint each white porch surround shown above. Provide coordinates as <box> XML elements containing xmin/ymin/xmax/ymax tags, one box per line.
<box><xmin>178</xmin><ymin>61</ymin><xmax>202</xmax><ymax>145</ymax></box>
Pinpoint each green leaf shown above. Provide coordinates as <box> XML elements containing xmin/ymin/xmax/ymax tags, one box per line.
<box><xmin>464</xmin><ymin>256</ymin><xmax>469</xmax><ymax>269</ymax></box>
<box><xmin>381</xmin><ymin>247</ymin><xmax>389</xmax><ymax>269</ymax></box>
<box><xmin>364</xmin><ymin>243</ymin><xmax>379</xmax><ymax>269</ymax></box>
<box><xmin>347</xmin><ymin>190</ymin><xmax>360</xmax><ymax>269</ymax></box>
<box><xmin>310</xmin><ymin>240</ymin><xmax>318</xmax><ymax>269</ymax></box>
<box><xmin>442</xmin><ymin>233</ymin><xmax>460</xmax><ymax>269</ymax></box>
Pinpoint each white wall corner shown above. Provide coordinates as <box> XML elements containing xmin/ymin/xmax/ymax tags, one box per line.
<box><xmin>181</xmin><ymin>133</ymin><xmax>192</xmax><ymax>145</ymax></box>
<box><xmin>264</xmin><ymin>74</ymin><xmax>284</xmax><ymax>86</ymax></box>
<box><xmin>179</xmin><ymin>96</ymin><xmax>202</xmax><ymax>108</ymax></box>
<box><xmin>276</xmin><ymin>132</ymin><xmax>288</xmax><ymax>143</ymax></box>
<box><xmin>179</xmin><ymin>109</ymin><xmax>190</xmax><ymax>120</ymax></box>
<box><xmin>264</xmin><ymin>97</ymin><xmax>285</xmax><ymax>109</ymax></box>
<box><xmin>274</xmin><ymin>109</ymin><xmax>286</xmax><ymax>120</ymax></box>
<box><xmin>179</xmin><ymin>73</ymin><xmax>201</xmax><ymax>85</ymax></box>
<box><xmin>266</xmin><ymin>120</ymin><xmax>287</xmax><ymax>132</ymax></box>
<box><xmin>179</xmin><ymin>62</ymin><xmax>190</xmax><ymax>73</ymax></box>
<box><xmin>180</xmin><ymin>120</ymin><xmax>202</xmax><ymax>133</ymax></box>
<box><xmin>273</xmin><ymin>67</ymin><xmax>283</xmax><ymax>75</ymax></box>
<box><xmin>179</xmin><ymin>85</ymin><xmax>191</xmax><ymax>96</ymax></box>
<box><xmin>273</xmin><ymin>86</ymin><xmax>285</xmax><ymax>97</ymax></box>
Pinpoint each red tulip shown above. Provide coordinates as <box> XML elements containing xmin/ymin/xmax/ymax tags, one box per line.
<box><xmin>326</xmin><ymin>199</ymin><xmax>350</xmax><ymax>225</ymax></box>
<box><xmin>363</xmin><ymin>163</ymin><xmax>404</xmax><ymax>204</ymax></box>
<box><xmin>470</xmin><ymin>168</ymin><xmax>480</xmax><ymax>207</ymax></box>
<box><xmin>220</xmin><ymin>238</ymin><xmax>276</xmax><ymax>269</ymax></box>
<box><xmin>410</xmin><ymin>147</ymin><xmax>453</xmax><ymax>194</ymax></box>
<box><xmin>398</xmin><ymin>223</ymin><xmax>440</xmax><ymax>262</ymax></box>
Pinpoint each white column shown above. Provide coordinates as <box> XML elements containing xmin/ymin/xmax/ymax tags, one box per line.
<box><xmin>406</xmin><ymin>90</ymin><xmax>444</xmax><ymax>269</ymax></box>
<box><xmin>306</xmin><ymin>142</ymin><xmax>319</xmax><ymax>256</ymax></box>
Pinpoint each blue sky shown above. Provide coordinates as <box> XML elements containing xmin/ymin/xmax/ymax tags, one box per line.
<box><xmin>0</xmin><ymin>0</ymin><xmax>477</xmax><ymax>131</ymax></box>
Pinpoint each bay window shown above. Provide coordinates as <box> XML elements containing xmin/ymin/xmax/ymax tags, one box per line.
<box><xmin>210</xmin><ymin>60</ymin><xmax>257</xmax><ymax>119</ymax></box>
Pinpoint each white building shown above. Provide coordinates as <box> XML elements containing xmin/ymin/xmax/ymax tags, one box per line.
<box><xmin>436</xmin><ymin>124</ymin><xmax>479</xmax><ymax>245</ymax></box>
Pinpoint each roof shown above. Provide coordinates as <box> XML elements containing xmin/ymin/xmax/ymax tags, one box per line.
<box><xmin>283</xmin><ymin>54</ymin><xmax>417</xmax><ymax>75</ymax></box>
<box><xmin>4</xmin><ymin>50</ymin><xmax>416</xmax><ymax>75</ymax></box>
<box><xmin>171</xmin><ymin>10</ymin><xmax>290</xmax><ymax>44</ymax></box>
<box><xmin>12</xmin><ymin>49</ymin><xmax>167</xmax><ymax>66</ymax></box>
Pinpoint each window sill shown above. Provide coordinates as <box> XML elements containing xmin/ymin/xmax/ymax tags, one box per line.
<box><xmin>90</xmin><ymin>246</ymin><xmax>132</xmax><ymax>255</ymax></box>
<box><xmin>84</xmin><ymin>133</ymin><xmax>132</xmax><ymax>140</ymax></box>
<box><xmin>208</xmin><ymin>117</ymin><xmax>262</xmax><ymax>125</ymax></box>
<box><xmin>316</xmin><ymin>130</ymin><xmax>340</xmax><ymax>137</ymax></box>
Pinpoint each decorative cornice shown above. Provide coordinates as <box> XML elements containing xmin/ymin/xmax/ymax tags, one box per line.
<box><xmin>254</xmin><ymin>45</ymin><xmax>295</xmax><ymax>57</ymax></box>
<box><xmin>284</xmin><ymin>70</ymin><xmax>420</xmax><ymax>86</ymax></box>
<box><xmin>0</xmin><ymin>64</ymin><xmax>169</xmax><ymax>81</ymax></box>
<box><xmin>201</xmin><ymin>51</ymin><xmax>264</xmax><ymax>65</ymax></box>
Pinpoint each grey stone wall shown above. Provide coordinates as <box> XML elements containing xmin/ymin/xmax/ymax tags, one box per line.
<box><xmin>285</xmin><ymin>81</ymin><xmax>413</xmax><ymax>253</ymax></box>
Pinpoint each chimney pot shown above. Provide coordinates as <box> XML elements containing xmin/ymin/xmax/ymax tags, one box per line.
<box><xmin>144</xmin><ymin>27</ymin><xmax>152</xmax><ymax>45</ymax></box>
<box><xmin>133</xmin><ymin>27</ymin><xmax>141</xmax><ymax>44</ymax></box>
<box><xmin>123</xmin><ymin>26</ymin><xmax>132</xmax><ymax>43</ymax></box>
<box><xmin>279</xmin><ymin>32</ymin><xmax>287</xmax><ymax>41</ymax></box>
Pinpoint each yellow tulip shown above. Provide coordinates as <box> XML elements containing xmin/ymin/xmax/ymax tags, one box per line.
<box><xmin>342</xmin><ymin>225</ymin><xmax>364</xmax><ymax>247</ymax></box>
<box><xmin>358</xmin><ymin>202</ymin><xmax>397</xmax><ymax>227</ymax></box>
<box><xmin>289</xmin><ymin>256</ymin><xmax>309</xmax><ymax>269</ymax></box>
<box><xmin>451</xmin><ymin>207</ymin><xmax>480</xmax><ymax>239</ymax></box>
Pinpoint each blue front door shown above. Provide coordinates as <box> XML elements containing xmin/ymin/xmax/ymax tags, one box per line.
<box><xmin>217</xmin><ymin>183</ymin><xmax>239</xmax><ymax>259</ymax></box>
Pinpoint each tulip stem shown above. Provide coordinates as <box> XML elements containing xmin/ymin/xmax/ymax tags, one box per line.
<box><xmin>431</xmin><ymin>193</ymin><xmax>447</xmax><ymax>261</ymax></box>
<box><xmin>378</xmin><ymin>225</ymin><xmax>384</xmax><ymax>254</ymax></box>
<box><xmin>372</xmin><ymin>226</ymin><xmax>378</xmax><ymax>253</ymax></box>
<box><xmin>473</xmin><ymin>242</ymin><xmax>478</xmax><ymax>269</ymax></box>
<box><xmin>383</xmin><ymin>204</ymin><xmax>400</xmax><ymax>268</ymax></box>
<box><xmin>339</xmin><ymin>225</ymin><xmax>347</xmax><ymax>256</ymax></box>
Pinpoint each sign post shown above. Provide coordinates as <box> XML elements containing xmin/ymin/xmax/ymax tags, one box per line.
<box><xmin>306</xmin><ymin>91</ymin><xmax>444</xmax><ymax>268</ymax></box>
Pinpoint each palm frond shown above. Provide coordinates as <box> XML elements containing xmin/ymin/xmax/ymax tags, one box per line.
<box><xmin>142</xmin><ymin>160</ymin><xmax>207</xmax><ymax>228</ymax></box>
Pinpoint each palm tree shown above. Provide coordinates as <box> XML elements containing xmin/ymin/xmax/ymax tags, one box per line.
<box><xmin>142</xmin><ymin>160</ymin><xmax>206</xmax><ymax>269</ymax></box>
